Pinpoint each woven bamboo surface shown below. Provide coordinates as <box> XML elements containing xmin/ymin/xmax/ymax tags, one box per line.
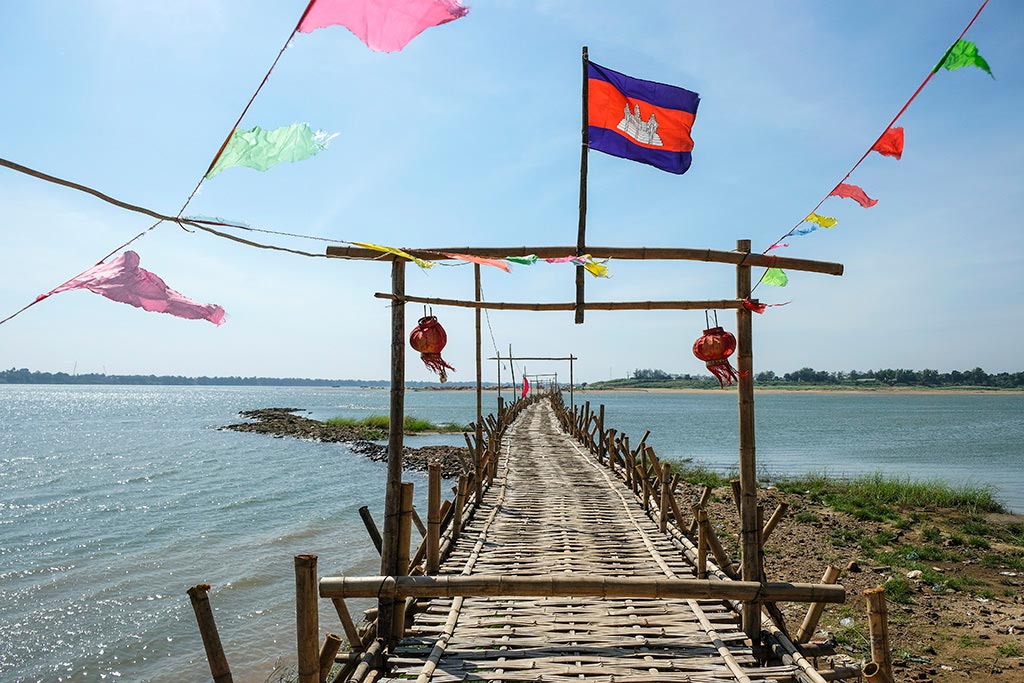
<box><xmin>379</xmin><ymin>402</ymin><xmax>811</xmax><ymax>682</ymax></box>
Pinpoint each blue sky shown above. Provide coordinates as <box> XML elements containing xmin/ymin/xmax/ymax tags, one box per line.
<box><xmin>1</xmin><ymin>0</ymin><xmax>1021</xmax><ymax>382</ymax></box>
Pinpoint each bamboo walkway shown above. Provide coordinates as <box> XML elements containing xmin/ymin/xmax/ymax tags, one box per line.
<box><xmin>378</xmin><ymin>401</ymin><xmax>807</xmax><ymax>683</ymax></box>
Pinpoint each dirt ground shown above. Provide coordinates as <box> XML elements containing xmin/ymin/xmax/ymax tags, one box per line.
<box><xmin>675</xmin><ymin>482</ymin><xmax>1024</xmax><ymax>682</ymax></box>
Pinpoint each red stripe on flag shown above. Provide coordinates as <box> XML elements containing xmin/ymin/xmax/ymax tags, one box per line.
<box><xmin>588</xmin><ymin>78</ymin><xmax>695</xmax><ymax>153</ymax></box>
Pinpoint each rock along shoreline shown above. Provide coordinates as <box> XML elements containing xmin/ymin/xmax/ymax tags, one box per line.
<box><xmin>222</xmin><ymin>408</ymin><xmax>470</xmax><ymax>478</ymax></box>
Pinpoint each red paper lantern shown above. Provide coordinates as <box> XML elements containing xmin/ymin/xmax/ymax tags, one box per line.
<box><xmin>409</xmin><ymin>315</ymin><xmax>456</xmax><ymax>383</ymax></box>
<box><xmin>692</xmin><ymin>326</ymin><xmax>738</xmax><ymax>388</ymax></box>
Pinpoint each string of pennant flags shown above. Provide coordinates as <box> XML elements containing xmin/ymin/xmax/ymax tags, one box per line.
<box><xmin>0</xmin><ymin>0</ymin><xmax>998</xmax><ymax>326</ymax></box>
<box><xmin>754</xmin><ymin>0</ymin><xmax>993</xmax><ymax>292</ymax></box>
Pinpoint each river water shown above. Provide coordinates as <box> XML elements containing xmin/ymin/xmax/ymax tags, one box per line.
<box><xmin>1</xmin><ymin>385</ymin><xmax>1021</xmax><ymax>682</ymax></box>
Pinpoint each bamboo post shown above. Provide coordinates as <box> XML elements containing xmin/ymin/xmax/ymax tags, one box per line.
<box><xmin>659</xmin><ymin>464</ymin><xmax>671</xmax><ymax>533</ymax></box>
<box><xmin>575</xmin><ymin>45</ymin><xmax>589</xmax><ymax>325</ymax></box>
<box><xmin>762</xmin><ymin>501</ymin><xmax>789</xmax><ymax>542</ymax></box>
<box><xmin>736</xmin><ymin>238</ymin><xmax>760</xmax><ymax>644</ymax></box>
<box><xmin>689</xmin><ymin>485</ymin><xmax>713</xmax><ymax>536</ymax></box>
<box><xmin>357</xmin><ymin>506</ymin><xmax>383</xmax><ymax>555</ymax></box>
<box><xmin>186</xmin><ymin>584</ymin><xmax>233</xmax><ymax>683</ymax></box>
<box><xmin>794</xmin><ymin>565</ymin><xmax>842</xmax><ymax>643</ymax></box>
<box><xmin>597</xmin><ymin>404</ymin><xmax>605</xmax><ymax>464</ymax></box>
<box><xmin>696</xmin><ymin>509</ymin><xmax>708</xmax><ymax>580</ymax></box>
<box><xmin>452</xmin><ymin>475</ymin><xmax>467</xmax><ymax>542</ymax></box>
<box><xmin>381</xmin><ymin>260</ymin><xmax>406</xmax><ymax>576</ymax></box>
<box><xmin>695</xmin><ymin>506</ymin><xmax>739</xmax><ymax>579</ymax></box>
<box><xmin>864</xmin><ymin>586</ymin><xmax>894</xmax><ymax>683</ymax></box>
<box><xmin>318</xmin><ymin>633</ymin><xmax>343</xmax><ymax>683</ymax></box>
<box><xmin>607</xmin><ymin>431</ymin><xmax>617</xmax><ymax>474</ymax></box>
<box><xmin>569</xmin><ymin>356</ymin><xmax>575</xmax><ymax>412</ymax></box>
<box><xmin>496</xmin><ymin>356</ymin><xmax>502</xmax><ymax>408</ymax></box>
<box><xmin>426</xmin><ymin>462</ymin><xmax>441</xmax><ymax>575</ymax></box>
<box><xmin>391</xmin><ymin>482</ymin><xmax>414</xmax><ymax>646</ymax></box>
<box><xmin>474</xmin><ymin>264</ymin><xmax>484</xmax><ymax>505</ymax></box>
<box><xmin>295</xmin><ymin>555</ymin><xmax>320</xmax><ymax>683</ymax></box>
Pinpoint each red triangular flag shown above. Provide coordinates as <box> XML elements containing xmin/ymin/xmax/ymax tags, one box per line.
<box><xmin>871</xmin><ymin>127</ymin><xmax>904</xmax><ymax>160</ymax></box>
<box><xmin>830</xmin><ymin>183</ymin><xmax>878</xmax><ymax>208</ymax></box>
<box><xmin>522</xmin><ymin>375</ymin><xmax>530</xmax><ymax>398</ymax></box>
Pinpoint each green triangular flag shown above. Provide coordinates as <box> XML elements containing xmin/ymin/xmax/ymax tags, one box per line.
<box><xmin>207</xmin><ymin>123</ymin><xmax>334</xmax><ymax>178</ymax></box>
<box><xmin>934</xmin><ymin>39</ymin><xmax>993</xmax><ymax>78</ymax></box>
<box><xmin>762</xmin><ymin>267</ymin><xmax>788</xmax><ymax>287</ymax></box>
<box><xmin>505</xmin><ymin>254</ymin><xmax>538</xmax><ymax>265</ymax></box>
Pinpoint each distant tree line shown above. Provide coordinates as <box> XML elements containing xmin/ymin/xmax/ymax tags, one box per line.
<box><xmin>0</xmin><ymin>368</ymin><xmax>478</xmax><ymax>387</ymax></box>
<box><xmin>631</xmin><ymin>367</ymin><xmax>1024</xmax><ymax>388</ymax></box>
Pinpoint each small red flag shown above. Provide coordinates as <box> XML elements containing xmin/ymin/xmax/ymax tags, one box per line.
<box><xmin>522</xmin><ymin>376</ymin><xmax>530</xmax><ymax>398</ymax></box>
<box><xmin>871</xmin><ymin>127</ymin><xmax>904</xmax><ymax>160</ymax></box>
<box><xmin>830</xmin><ymin>183</ymin><xmax>878</xmax><ymax>208</ymax></box>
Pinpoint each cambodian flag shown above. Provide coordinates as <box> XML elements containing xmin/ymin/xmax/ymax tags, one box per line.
<box><xmin>587</xmin><ymin>61</ymin><xmax>700</xmax><ymax>174</ymax></box>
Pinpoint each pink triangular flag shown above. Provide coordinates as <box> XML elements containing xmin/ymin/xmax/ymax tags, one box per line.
<box><xmin>44</xmin><ymin>251</ymin><xmax>226</xmax><ymax>324</ymax></box>
<box><xmin>297</xmin><ymin>0</ymin><xmax>469</xmax><ymax>52</ymax></box>
<box><xmin>870</xmin><ymin>127</ymin><xmax>904</xmax><ymax>160</ymax></box>
<box><xmin>830</xmin><ymin>183</ymin><xmax>878</xmax><ymax>208</ymax></box>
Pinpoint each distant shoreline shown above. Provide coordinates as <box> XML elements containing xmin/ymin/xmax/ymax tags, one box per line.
<box><xmin>581</xmin><ymin>386</ymin><xmax>1024</xmax><ymax>395</ymax></box>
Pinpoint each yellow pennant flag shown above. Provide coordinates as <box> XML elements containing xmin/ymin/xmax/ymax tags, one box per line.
<box><xmin>805</xmin><ymin>213</ymin><xmax>839</xmax><ymax>228</ymax></box>
<box><xmin>583</xmin><ymin>257</ymin><xmax>610</xmax><ymax>278</ymax></box>
<box><xmin>352</xmin><ymin>242</ymin><xmax>434</xmax><ymax>269</ymax></box>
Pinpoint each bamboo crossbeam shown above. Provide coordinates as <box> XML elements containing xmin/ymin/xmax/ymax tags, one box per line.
<box><xmin>376</xmin><ymin>292</ymin><xmax>747</xmax><ymax>311</ymax></box>
<box><xmin>327</xmin><ymin>245</ymin><xmax>844</xmax><ymax>276</ymax></box>
<box><xmin>488</xmin><ymin>356</ymin><xmax>577</xmax><ymax>361</ymax></box>
<box><xmin>320</xmin><ymin>574</ymin><xmax>845</xmax><ymax>603</ymax></box>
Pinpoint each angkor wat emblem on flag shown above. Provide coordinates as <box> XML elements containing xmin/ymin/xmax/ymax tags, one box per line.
<box><xmin>616</xmin><ymin>104</ymin><xmax>663</xmax><ymax>146</ymax></box>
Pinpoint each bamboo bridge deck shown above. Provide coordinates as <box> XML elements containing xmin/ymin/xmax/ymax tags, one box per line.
<box><xmin>375</xmin><ymin>400</ymin><xmax>813</xmax><ymax>683</ymax></box>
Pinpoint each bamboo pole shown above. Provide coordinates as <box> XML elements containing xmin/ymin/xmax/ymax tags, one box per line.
<box><xmin>730</xmin><ymin>479</ymin><xmax>742</xmax><ymax>513</ymax></box>
<box><xmin>295</xmin><ymin>555</ymin><xmax>320</xmax><ymax>683</ymax></box>
<box><xmin>762</xmin><ymin>501</ymin><xmax>789</xmax><ymax>542</ymax></box>
<box><xmin>864</xmin><ymin>586</ymin><xmax>894</xmax><ymax>683</ymax></box>
<box><xmin>696</xmin><ymin>509</ymin><xmax>708</xmax><ymax>580</ymax></box>
<box><xmin>569</xmin><ymin>356</ymin><xmax>574</xmax><ymax>412</ymax></box>
<box><xmin>186</xmin><ymin>584</ymin><xmax>233</xmax><ymax>683</ymax></box>
<box><xmin>330</xmin><ymin>598</ymin><xmax>362</xmax><ymax>650</ymax></box>
<box><xmin>318</xmin><ymin>633</ymin><xmax>343</xmax><ymax>683</ymax></box>
<box><xmin>326</xmin><ymin>244</ymin><xmax>845</xmax><ymax>276</ymax></box>
<box><xmin>426</xmin><ymin>462</ymin><xmax>441</xmax><ymax>575</ymax></box>
<box><xmin>659</xmin><ymin>464</ymin><xmax>671</xmax><ymax>533</ymax></box>
<box><xmin>377</xmin><ymin>259</ymin><xmax>407</xmax><ymax>646</ymax></box>
<box><xmin>391</xmin><ymin>482</ymin><xmax>415</xmax><ymax>646</ymax></box>
<box><xmin>474</xmin><ymin>264</ymin><xmax>484</xmax><ymax>505</ymax></box>
<box><xmin>410</xmin><ymin>506</ymin><xmax>427</xmax><ymax>537</ymax></box>
<box><xmin>452</xmin><ymin>476</ymin><xmax>467</xmax><ymax>542</ymax></box>
<box><xmin>358</xmin><ymin>506</ymin><xmax>383</xmax><ymax>555</ymax></box>
<box><xmin>689</xmin><ymin>485</ymin><xmax>713</xmax><ymax>535</ymax></box>
<box><xmin>375</xmin><ymin>292</ymin><xmax>749</xmax><ymax>311</ymax></box>
<box><xmin>736</xmin><ymin>238</ymin><xmax>760</xmax><ymax>644</ymax></box>
<box><xmin>576</xmin><ymin>45</ymin><xmax>589</xmax><ymax>325</ymax></box>
<box><xmin>794</xmin><ymin>565</ymin><xmax>842</xmax><ymax>643</ymax></box>
<box><xmin>695</xmin><ymin>506</ymin><xmax>740</xmax><ymax>579</ymax></box>
<box><xmin>597</xmin><ymin>404</ymin><xmax>606</xmax><ymax>463</ymax></box>
<box><xmin>319</xmin><ymin>574</ymin><xmax>846</xmax><ymax>603</ymax></box>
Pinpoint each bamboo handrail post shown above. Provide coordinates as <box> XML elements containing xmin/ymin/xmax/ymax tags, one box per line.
<box><xmin>295</xmin><ymin>555</ymin><xmax>320</xmax><ymax>683</ymax></box>
<box><xmin>666</xmin><ymin>478</ymin><xmax>687</xmax><ymax>531</ymax></box>
<box><xmin>659</xmin><ymin>463</ymin><xmax>671</xmax><ymax>533</ymax></box>
<box><xmin>696</xmin><ymin>509</ymin><xmax>708</xmax><ymax>580</ymax></box>
<box><xmin>757</xmin><ymin>503</ymin><xmax>766</xmax><ymax>580</ymax></box>
<box><xmin>795</xmin><ymin>565</ymin><xmax>842</xmax><ymax>643</ymax></box>
<box><xmin>689</xmin><ymin>485</ymin><xmax>714</xmax><ymax>536</ymax></box>
<box><xmin>736</xmin><ymin>238</ymin><xmax>760</xmax><ymax>644</ymax></box>
<box><xmin>597</xmin><ymin>404</ymin><xmax>606</xmax><ymax>463</ymax></box>
<box><xmin>607</xmin><ymin>430</ymin><xmax>617</xmax><ymax>474</ymax></box>
<box><xmin>186</xmin><ymin>584</ymin><xmax>233</xmax><ymax>683</ymax></box>
<box><xmin>357</xmin><ymin>506</ymin><xmax>383</xmax><ymax>556</ymax></box>
<box><xmin>390</xmin><ymin>482</ymin><xmax>415</xmax><ymax>647</ymax></box>
<box><xmin>473</xmin><ymin>264</ymin><xmax>484</xmax><ymax>506</ymax></box>
<box><xmin>452</xmin><ymin>476</ymin><xmax>467</xmax><ymax>542</ymax></box>
<box><xmin>762</xmin><ymin>501</ymin><xmax>789</xmax><ymax>542</ymax></box>
<box><xmin>697</xmin><ymin>510</ymin><xmax>739</xmax><ymax>579</ymax></box>
<box><xmin>330</xmin><ymin>598</ymin><xmax>363</xmax><ymax>651</ymax></box>
<box><xmin>410</xmin><ymin>506</ymin><xmax>427</xmax><ymax>538</ymax></box>
<box><xmin>864</xmin><ymin>586</ymin><xmax>894</xmax><ymax>683</ymax></box>
<box><xmin>318</xmin><ymin>633</ymin><xmax>343</xmax><ymax>683</ymax></box>
<box><xmin>426</xmin><ymin>462</ymin><xmax>441</xmax><ymax>575</ymax></box>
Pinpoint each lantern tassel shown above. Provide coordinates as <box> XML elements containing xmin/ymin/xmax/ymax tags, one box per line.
<box><xmin>420</xmin><ymin>353</ymin><xmax>456</xmax><ymax>383</ymax></box>
<box><xmin>706</xmin><ymin>358</ymin><xmax>738</xmax><ymax>388</ymax></box>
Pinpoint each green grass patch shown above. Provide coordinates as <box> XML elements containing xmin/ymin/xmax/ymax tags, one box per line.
<box><xmin>325</xmin><ymin>414</ymin><xmax>467</xmax><ymax>433</ymax></box>
<box><xmin>884</xmin><ymin>577</ymin><xmax>915</xmax><ymax>603</ymax></box>
<box><xmin>668</xmin><ymin>459</ymin><xmax>733</xmax><ymax>488</ymax></box>
<box><xmin>997</xmin><ymin>642</ymin><xmax>1023</xmax><ymax>658</ymax></box>
<box><xmin>774</xmin><ymin>472</ymin><xmax>1004</xmax><ymax>519</ymax></box>
<box><xmin>794</xmin><ymin>511</ymin><xmax>819</xmax><ymax>523</ymax></box>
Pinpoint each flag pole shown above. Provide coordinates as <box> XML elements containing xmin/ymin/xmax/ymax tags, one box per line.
<box><xmin>575</xmin><ymin>45</ymin><xmax>589</xmax><ymax>325</ymax></box>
